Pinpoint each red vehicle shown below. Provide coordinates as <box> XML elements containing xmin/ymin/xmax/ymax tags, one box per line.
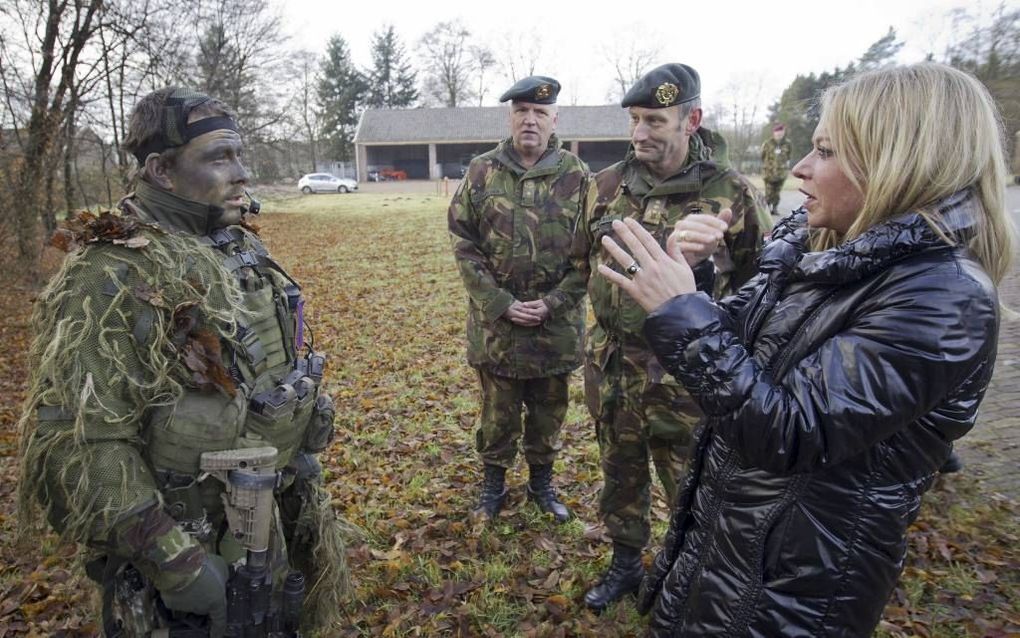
<box><xmin>379</xmin><ymin>169</ymin><xmax>407</xmax><ymax>181</ymax></box>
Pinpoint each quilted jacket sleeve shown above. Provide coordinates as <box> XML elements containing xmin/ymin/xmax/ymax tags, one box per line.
<box><xmin>642</xmin><ymin>265</ymin><xmax>999</xmax><ymax>474</ymax></box>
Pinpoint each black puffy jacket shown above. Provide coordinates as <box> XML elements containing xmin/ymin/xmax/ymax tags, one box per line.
<box><xmin>637</xmin><ymin>190</ymin><xmax>999</xmax><ymax>637</ymax></box>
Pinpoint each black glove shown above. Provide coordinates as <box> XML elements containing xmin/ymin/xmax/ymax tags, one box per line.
<box><xmin>160</xmin><ymin>553</ymin><xmax>229</xmax><ymax>637</ymax></box>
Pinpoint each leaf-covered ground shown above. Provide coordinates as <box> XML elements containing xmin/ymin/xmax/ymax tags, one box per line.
<box><xmin>0</xmin><ymin>193</ymin><xmax>1017</xmax><ymax>637</ymax></box>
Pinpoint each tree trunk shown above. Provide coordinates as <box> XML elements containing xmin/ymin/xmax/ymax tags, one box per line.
<box><xmin>12</xmin><ymin>0</ymin><xmax>103</xmax><ymax>270</ymax></box>
<box><xmin>63</xmin><ymin>105</ymin><xmax>77</xmax><ymax>214</ymax></box>
<box><xmin>13</xmin><ymin>0</ymin><xmax>65</xmax><ymax>265</ymax></box>
<box><xmin>44</xmin><ymin>154</ymin><xmax>58</xmax><ymax>235</ymax></box>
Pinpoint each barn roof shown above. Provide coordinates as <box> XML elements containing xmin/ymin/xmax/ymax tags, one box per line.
<box><xmin>354</xmin><ymin>105</ymin><xmax>631</xmax><ymax>144</ymax></box>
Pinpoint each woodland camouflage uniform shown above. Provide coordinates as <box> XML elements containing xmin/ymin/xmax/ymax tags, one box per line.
<box><xmin>761</xmin><ymin>135</ymin><xmax>793</xmax><ymax>213</ymax></box>
<box><xmin>17</xmin><ymin>179</ymin><xmax>348</xmax><ymax>634</ymax></box>
<box><xmin>450</xmin><ymin>134</ymin><xmax>589</xmax><ymax>466</ymax></box>
<box><xmin>573</xmin><ymin>128</ymin><xmax>767</xmax><ymax>552</ymax></box>
<box><xmin>450</xmin><ymin>120</ymin><xmax>589</xmax><ymax>522</ymax></box>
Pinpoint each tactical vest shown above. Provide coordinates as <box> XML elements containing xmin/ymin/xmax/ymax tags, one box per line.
<box><xmin>143</xmin><ymin>225</ymin><xmax>334</xmax><ymax>534</ymax></box>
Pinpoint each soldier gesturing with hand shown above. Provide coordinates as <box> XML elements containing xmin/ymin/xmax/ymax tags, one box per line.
<box><xmin>571</xmin><ymin>63</ymin><xmax>767</xmax><ymax>612</ymax></box>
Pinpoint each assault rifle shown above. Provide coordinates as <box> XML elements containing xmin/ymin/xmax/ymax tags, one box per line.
<box><xmin>153</xmin><ymin>447</ymin><xmax>304</xmax><ymax>637</ymax></box>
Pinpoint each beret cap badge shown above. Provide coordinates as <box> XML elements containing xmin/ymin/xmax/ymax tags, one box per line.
<box><xmin>535</xmin><ymin>84</ymin><xmax>552</xmax><ymax>100</ymax></box>
<box><xmin>655</xmin><ymin>82</ymin><xmax>680</xmax><ymax>106</ymax></box>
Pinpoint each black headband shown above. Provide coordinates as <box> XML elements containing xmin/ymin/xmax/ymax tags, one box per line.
<box><xmin>133</xmin><ymin>116</ymin><xmax>238</xmax><ymax>163</ymax></box>
<box><xmin>132</xmin><ymin>90</ymin><xmax>239</xmax><ymax>163</ymax></box>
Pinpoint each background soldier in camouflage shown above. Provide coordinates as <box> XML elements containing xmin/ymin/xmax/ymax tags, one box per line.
<box><xmin>449</xmin><ymin>76</ymin><xmax>589</xmax><ymax>524</ymax></box>
<box><xmin>572</xmin><ymin>63</ymin><xmax>768</xmax><ymax>611</ymax></box>
<box><xmin>761</xmin><ymin>123</ymin><xmax>793</xmax><ymax>214</ymax></box>
<box><xmin>17</xmin><ymin>88</ymin><xmax>347</xmax><ymax>636</ymax></box>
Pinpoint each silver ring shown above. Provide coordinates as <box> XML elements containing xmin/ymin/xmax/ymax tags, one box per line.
<box><xmin>678</xmin><ymin>230</ymin><xmax>689</xmax><ymax>243</ymax></box>
<box><xmin>626</xmin><ymin>261</ymin><xmax>641</xmax><ymax>275</ymax></box>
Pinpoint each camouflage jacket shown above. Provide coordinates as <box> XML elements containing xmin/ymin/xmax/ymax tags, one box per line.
<box><xmin>572</xmin><ymin>127</ymin><xmax>767</xmax><ymax>382</ymax></box>
<box><xmin>449</xmin><ymin>135</ymin><xmax>590</xmax><ymax>378</ymax></box>
<box><xmin>761</xmin><ymin>137</ymin><xmax>793</xmax><ymax>181</ymax></box>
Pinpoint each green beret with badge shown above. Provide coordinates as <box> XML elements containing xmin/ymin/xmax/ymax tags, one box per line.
<box><xmin>621</xmin><ymin>63</ymin><xmax>700</xmax><ymax>108</ymax></box>
<box><xmin>499</xmin><ymin>75</ymin><xmax>561</xmax><ymax>104</ymax></box>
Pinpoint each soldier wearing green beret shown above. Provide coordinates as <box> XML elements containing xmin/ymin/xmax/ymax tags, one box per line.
<box><xmin>572</xmin><ymin>63</ymin><xmax>768</xmax><ymax>611</ymax></box>
<box><xmin>761</xmin><ymin>123</ymin><xmax>793</xmax><ymax>214</ymax></box>
<box><xmin>449</xmin><ymin>76</ymin><xmax>590</xmax><ymax>524</ymax></box>
<box><xmin>17</xmin><ymin>88</ymin><xmax>348</xmax><ymax>636</ymax></box>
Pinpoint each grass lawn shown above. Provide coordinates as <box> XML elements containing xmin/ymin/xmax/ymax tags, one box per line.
<box><xmin>0</xmin><ymin>192</ymin><xmax>1016</xmax><ymax>636</ymax></box>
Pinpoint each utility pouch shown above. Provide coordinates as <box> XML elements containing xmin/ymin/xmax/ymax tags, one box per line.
<box><xmin>147</xmin><ymin>392</ymin><xmax>247</xmax><ymax>475</ymax></box>
<box><xmin>303</xmin><ymin>393</ymin><xmax>336</xmax><ymax>453</ymax></box>
<box><xmin>282</xmin><ymin>369</ymin><xmax>315</xmax><ymax>401</ymax></box>
<box><xmin>245</xmin><ymin>381</ymin><xmax>305</xmax><ymax>467</ymax></box>
<box><xmin>296</xmin><ymin>352</ymin><xmax>325</xmax><ymax>382</ymax></box>
<box><xmin>250</xmin><ymin>384</ymin><xmax>297</xmax><ymax>420</ymax></box>
<box><xmin>284</xmin><ymin>284</ymin><xmax>302</xmax><ymax>311</ymax></box>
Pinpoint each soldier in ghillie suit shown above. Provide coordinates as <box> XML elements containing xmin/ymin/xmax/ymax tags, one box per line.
<box><xmin>572</xmin><ymin>63</ymin><xmax>768</xmax><ymax>611</ymax></box>
<box><xmin>761</xmin><ymin>123</ymin><xmax>793</xmax><ymax>214</ymax></box>
<box><xmin>449</xmin><ymin>76</ymin><xmax>590</xmax><ymax>524</ymax></box>
<box><xmin>17</xmin><ymin>88</ymin><xmax>348</xmax><ymax>636</ymax></box>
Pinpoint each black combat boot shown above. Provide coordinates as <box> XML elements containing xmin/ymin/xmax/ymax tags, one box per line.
<box><xmin>939</xmin><ymin>450</ymin><xmax>964</xmax><ymax>474</ymax></box>
<box><xmin>584</xmin><ymin>543</ymin><xmax>645</xmax><ymax>612</ymax></box>
<box><xmin>526</xmin><ymin>464</ymin><xmax>571</xmax><ymax>523</ymax></box>
<box><xmin>473</xmin><ymin>464</ymin><xmax>508</xmax><ymax>521</ymax></box>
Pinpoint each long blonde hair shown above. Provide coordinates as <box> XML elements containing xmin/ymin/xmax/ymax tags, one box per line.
<box><xmin>813</xmin><ymin>63</ymin><xmax>1015</xmax><ymax>285</ymax></box>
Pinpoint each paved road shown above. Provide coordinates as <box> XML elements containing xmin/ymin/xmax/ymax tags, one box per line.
<box><xmin>780</xmin><ymin>188</ymin><xmax>1020</xmax><ymax>496</ymax></box>
<box><xmin>963</xmin><ymin>187</ymin><xmax>1020</xmax><ymax>495</ymax></box>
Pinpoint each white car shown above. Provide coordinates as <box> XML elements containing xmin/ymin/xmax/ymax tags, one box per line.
<box><xmin>298</xmin><ymin>173</ymin><xmax>358</xmax><ymax>194</ymax></box>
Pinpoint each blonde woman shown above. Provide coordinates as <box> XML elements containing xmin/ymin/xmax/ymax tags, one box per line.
<box><xmin>597</xmin><ymin>63</ymin><xmax>1013</xmax><ymax>636</ymax></box>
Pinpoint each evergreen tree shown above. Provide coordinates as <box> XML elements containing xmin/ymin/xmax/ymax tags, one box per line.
<box><xmin>195</xmin><ymin>23</ymin><xmax>257</xmax><ymax>121</ymax></box>
<box><xmin>944</xmin><ymin>5</ymin><xmax>1019</xmax><ymax>166</ymax></box>
<box><xmin>366</xmin><ymin>25</ymin><xmax>418</xmax><ymax>108</ymax></box>
<box><xmin>317</xmin><ymin>34</ymin><xmax>367</xmax><ymax>161</ymax></box>
<box><xmin>765</xmin><ymin>28</ymin><xmax>901</xmax><ymax>160</ymax></box>
<box><xmin>858</xmin><ymin>27</ymin><xmax>904</xmax><ymax>71</ymax></box>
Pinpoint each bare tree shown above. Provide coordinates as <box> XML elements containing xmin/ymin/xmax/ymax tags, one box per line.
<box><xmin>188</xmin><ymin>0</ymin><xmax>291</xmax><ymax>179</ymax></box>
<box><xmin>494</xmin><ymin>30</ymin><xmax>544</xmax><ymax>83</ymax></box>
<box><xmin>1</xmin><ymin>0</ymin><xmax>104</xmax><ymax>268</ymax></box>
<box><xmin>709</xmin><ymin>73</ymin><xmax>770</xmax><ymax>173</ymax></box>
<box><xmin>470</xmin><ymin>45</ymin><xmax>496</xmax><ymax>106</ymax></box>
<box><xmin>418</xmin><ymin>20</ymin><xmax>474</xmax><ymax>107</ymax></box>
<box><xmin>601</xmin><ymin>26</ymin><xmax>662</xmax><ymax>103</ymax></box>
<box><xmin>0</xmin><ymin>0</ymin><xmax>301</xmax><ymax>270</ymax></box>
<box><xmin>293</xmin><ymin>50</ymin><xmax>321</xmax><ymax>173</ymax></box>
<box><xmin>94</xmin><ymin>1</ymin><xmax>192</xmax><ymax>193</ymax></box>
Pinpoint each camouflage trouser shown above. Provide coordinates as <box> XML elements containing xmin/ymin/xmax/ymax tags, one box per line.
<box><xmin>585</xmin><ymin>350</ymin><xmax>700</xmax><ymax>550</ymax></box>
<box><xmin>764</xmin><ymin>178</ymin><xmax>785</xmax><ymax>212</ymax></box>
<box><xmin>475</xmin><ymin>368</ymin><xmax>569</xmax><ymax>468</ymax></box>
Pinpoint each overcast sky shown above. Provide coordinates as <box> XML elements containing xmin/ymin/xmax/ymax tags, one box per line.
<box><xmin>283</xmin><ymin>0</ymin><xmax>1001</xmax><ymax>111</ymax></box>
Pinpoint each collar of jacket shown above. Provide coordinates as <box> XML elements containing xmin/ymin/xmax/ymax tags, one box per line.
<box><xmin>494</xmin><ymin>134</ymin><xmax>563</xmax><ymax>177</ymax></box>
<box><xmin>129</xmin><ymin>179</ymin><xmax>225</xmax><ymax>235</ymax></box>
<box><xmin>622</xmin><ymin>126</ymin><xmax>727</xmax><ymax>201</ymax></box>
<box><xmin>762</xmin><ymin>188</ymin><xmax>981</xmax><ymax>285</ymax></box>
